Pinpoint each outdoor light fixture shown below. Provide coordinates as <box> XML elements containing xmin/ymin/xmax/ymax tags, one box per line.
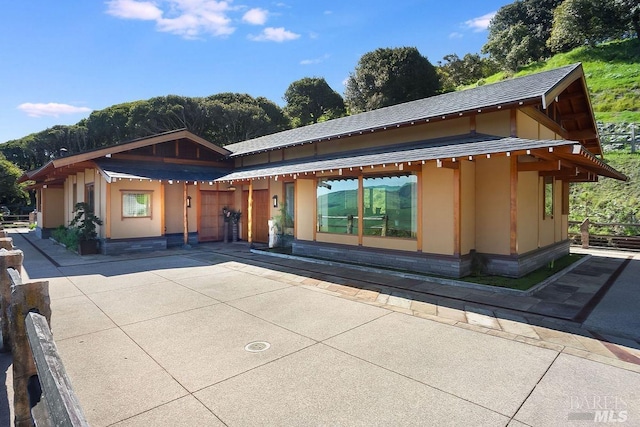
<box><xmin>272</xmin><ymin>195</ymin><xmax>278</xmax><ymax>208</ymax></box>
<box><xmin>186</xmin><ymin>196</ymin><xmax>192</xmax><ymax>208</ymax></box>
<box><xmin>227</xmin><ymin>184</ymin><xmax>236</xmax><ymax>191</ymax></box>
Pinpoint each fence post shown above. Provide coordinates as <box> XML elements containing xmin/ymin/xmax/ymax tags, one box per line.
<box><xmin>632</xmin><ymin>124</ymin><xmax>636</xmax><ymax>154</ymax></box>
<box><xmin>0</xmin><ymin>237</ymin><xmax>14</xmax><ymax>250</ymax></box>
<box><xmin>0</xmin><ymin>248</ymin><xmax>24</xmax><ymax>351</ymax></box>
<box><xmin>580</xmin><ymin>218</ymin><xmax>590</xmax><ymax>249</ymax></box>
<box><xmin>8</xmin><ymin>269</ymin><xmax>51</xmax><ymax>427</ymax></box>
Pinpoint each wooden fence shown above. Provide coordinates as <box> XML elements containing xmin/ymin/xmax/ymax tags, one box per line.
<box><xmin>0</xmin><ymin>214</ymin><xmax>33</xmax><ymax>229</ymax></box>
<box><xmin>569</xmin><ymin>219</ymin><xmax>640</xmax><ymax>250</ymax></box>
<box><xmin>0</xmin><ymin>232</ymin><xmax>89</xmax><ymax>426</ymax></box>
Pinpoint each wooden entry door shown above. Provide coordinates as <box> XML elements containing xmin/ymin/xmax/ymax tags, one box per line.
<box><xmin>200</xmin><ymin>191</ymin><xmax>234</xmax><ymax>241</ymax></box>
<box><xmin>244</xmin><ymin>190</ymin><xmax>269</xmax><ymax>243</ymax></box>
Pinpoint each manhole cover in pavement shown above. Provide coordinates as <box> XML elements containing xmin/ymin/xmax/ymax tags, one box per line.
<box><xmin>245</xmin><ymin>341</ymin><xmax>271</xmax><ymax>352</ymax></box>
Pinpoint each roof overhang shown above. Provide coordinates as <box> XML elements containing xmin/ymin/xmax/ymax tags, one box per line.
<box><xmin>216</xmin><ymin>134</ymin><xmax>627</xmax><ymax>183</ymax></box>
<box><xmin>94</xmin><ymin>159</ymin><xmax>231</xmax><ymax>184</ymax></box>
<box><xmin>19</xmin><ymin>129</ymin><xmax>230</xmax><ymax>185</ymax></box>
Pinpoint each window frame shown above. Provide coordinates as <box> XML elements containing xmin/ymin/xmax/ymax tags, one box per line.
<box><xmin>121</xmin><ymin>190</ymin><xmax>153</xmax><ymax>219</ymax></box>
<box><xmin>362</xmin><ymin>173</ymin><xmax>418</xmax><ymax>239</ymax></box>
<box><xmin>315</xmin><ymin>172</ymin><xmax>418</xmax><ymax>239</ymax></box>
<box><xmin>543</xmin><ymin>176</ymin><xmax>554</xmax><ymax>220</ymax></box>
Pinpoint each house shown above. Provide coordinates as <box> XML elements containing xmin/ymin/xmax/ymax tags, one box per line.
<box><xmin>22</xmin><ymin>63</ymin><xmax>627</xmax><ymax>277</ymax></box>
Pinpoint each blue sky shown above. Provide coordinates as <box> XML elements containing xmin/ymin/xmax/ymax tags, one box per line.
<box><xmin>0</xmin><ymin>0</ymin><xmax>510</xmax><ymax>144</ymax></box>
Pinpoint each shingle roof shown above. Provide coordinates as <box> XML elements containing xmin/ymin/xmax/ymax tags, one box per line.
<box><xmin>95</xmin><ymin>159</ymin><xmax>231</xmax><ymax>183</ymax></box>
<box><xmin>217</xmin><ymin>133</ymin><xmax>626</xmax><ymax>182</ymax></box>
<box><xmin>224</xmin><ymin>64</ymin><xmax>582</xmax><ymax>157</ymax></box>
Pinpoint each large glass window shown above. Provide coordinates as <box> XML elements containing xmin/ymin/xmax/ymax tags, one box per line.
<box><xmin>284</xmin><ymin>182</ymin><xmax>295</xmax><ymax>228</ymax></box>
<box><xmin>363</xmin><ymin>174</ymin><xmax>417</xmax><ymax>238</ymax></box>
<box><xmin>316</xmin><ymin>178</ymin><xmax>358</xmax><ymax>234</ymax></box>
<box><xmin>122</xmin><ymin>191</ymin><xmax>152</xmax><ymax>218</ymax></box>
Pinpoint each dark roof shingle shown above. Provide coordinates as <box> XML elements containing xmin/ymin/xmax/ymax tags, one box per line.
<box><xmin>224</xmin><ymin>64</ymin><xmax>582</xmax><ymax>157</ymax></box>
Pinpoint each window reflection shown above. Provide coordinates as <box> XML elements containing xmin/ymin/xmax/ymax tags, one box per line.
<box><xmin>316</xmin><ymin>178</ymin><xmax>358</xmax><ymax>234</ymax></box>
<box><xmin>363</xmin><ymin>175</ymin><xmax>417</xmax><ymax>238</ymax></box>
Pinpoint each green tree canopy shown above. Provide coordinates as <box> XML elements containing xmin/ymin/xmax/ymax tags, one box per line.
<box><xmin>284</xmin><ymin>77</ymin><xmax>346</xmax><ymax>127</ymax></box>
<box><xmin>616</xmin><ymin>0</ymin><xmax>640</xmax><ymax>37</ymax></box>
<box><xmin>437</xmin><ymin>53</ymin><xmax>500</xmax><ymax>92</ymax></box>
<box><xmin>2</xmin><ymin>93</ymin><xmax>291</xmax><ymax>172</ymax></box>
<box><xmin>548</xmin><ymin>0</ymin><xmax>631</xmax><ymax>53</ymax></box>
<box><xmin>0</xmin><ymin>154</ymin><xmax>28</xmax><ymax>208</ymax></box>
<box><xmin>482</xmin><ymin>0</ymin><xmax>563</xmax><ymax>71</ymax></box>
<box><xmin>344</xmin><ymin>47</ymin><xmax>441</xmax><ymax>113</ymax></box>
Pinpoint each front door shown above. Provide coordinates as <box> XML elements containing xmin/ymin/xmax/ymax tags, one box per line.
<box><xmin>253</xmin><ymin>190</ymin><xmax>269</xmax><ymax>243</ymax></box>
<box><xmin>200</xmin><ymin>191</ymin><xmax>234</xmax><ymax>241</ymax></box>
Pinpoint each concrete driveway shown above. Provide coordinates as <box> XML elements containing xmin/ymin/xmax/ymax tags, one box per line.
<box><xmin>8</xmin><ymin>233</ymin><xmax>640</xmax><ymax>426</ymax></box>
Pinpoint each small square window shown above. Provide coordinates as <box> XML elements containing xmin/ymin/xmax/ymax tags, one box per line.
<box><xmin>122</xmin><ymin>192</ymin><xmax>152</xmax><ymax>218</ymax></box>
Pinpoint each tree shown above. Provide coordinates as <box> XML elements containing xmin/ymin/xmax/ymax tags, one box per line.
<box><xmin>344</xmin><ymin>47</ymin><xmax>441</xmax><ymax>113</ymax></box>
<box><xmin>548</xmin><ymin>0</ymin><xmax>629</xmax><ymax>52</ymax></box>
<box><xmin>85</xmin><ymin>102</ymin><xmax>136</xmax><ymax>148</ymax></box>
<box><xmin>284</xmin><ymin>77</ymin><xmax>346</xmax><ymax>127</ymax></box>
<box><xmin>483</xmin><ymin>0</ymin><xmax>563</xmax><ymax>71</ymax></box>
<box><xmin>437</xmin><ymin>53</ymin><xmax>500</xmax><ymax>92</ymax></box>
<box><xmin>2</xmin><ymin>92</ymin><xmax>292</xmax><ymax>173</ymax></box>
<box><xmin>616</xmin><ymin>0</ymin><xmax>640</xmax><ymax>38</ymax></box>
<box><xmin>0</xmin><ymin>154</ymin><xmax>28</xmax><ymax>208</ymax></box>
<box><xmin>205</xmin><ymin>93</ymin><xmax>290</xmax><ymax>145</ymax></box>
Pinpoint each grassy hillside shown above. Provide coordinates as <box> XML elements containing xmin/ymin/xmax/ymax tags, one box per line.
<box><xmin>475</xmin><ymin>39</ymin><xmax>640</xmax><ymax>232</ymax></box>
<box><xmin>570</xmin><ymin>152</ymin><xmax>640</xmax><ymax>233</ymax></box>
<box><xmin>479</xmin><ymin>39</ymin><xmax>640</xmax><ymax>124</ymax></box>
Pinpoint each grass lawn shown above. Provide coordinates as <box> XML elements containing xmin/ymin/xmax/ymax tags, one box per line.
<box><xmin>460</xmin><ymin>254</ymin><xmax>584</xmax><ymax>291</ymax></box>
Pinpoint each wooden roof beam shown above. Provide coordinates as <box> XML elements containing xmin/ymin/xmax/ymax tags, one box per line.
<box><xmin>567</xmin><ymin>129</ymin><xmax>598</xmax><ymax>141</ymax></box>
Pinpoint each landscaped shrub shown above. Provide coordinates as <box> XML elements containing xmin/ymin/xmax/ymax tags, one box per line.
<box><xmin>51</xmin><ymin>225</ymin><xmax>79</xmax><ymax>249</ymax></box>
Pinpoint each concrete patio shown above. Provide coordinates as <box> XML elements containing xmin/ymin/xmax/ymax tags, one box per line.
<box><xmin>3</xmin><ymin>230</ymin><xmax>640</xmax><ymax>426</ymax></box>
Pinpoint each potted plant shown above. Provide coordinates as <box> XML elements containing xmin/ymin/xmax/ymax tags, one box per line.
<box><xmin>69</xmin><ymin>202</ymin><xmax>103</xmax><ymax>255</ymax></box>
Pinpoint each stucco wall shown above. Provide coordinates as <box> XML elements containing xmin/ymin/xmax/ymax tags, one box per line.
<box><xmin>241</xmin><ymin>152</ymin><xmax>269</xmax><ymax>167</ymax></box>
<box><xmin>109</xmin><ymin>180</ymin><xmax>163</xmax><ymax>239</ymax></box>
<box><xmin>316</xmin><ymin>118</ymin><xmax>471</xmax><ymax>157</ymax></box>
<box><xmin>42</xmin><ymin>188</ymin><xmax>64</xmax><ymax>228</ymax></box>
<box><xmin>540</xmin><ymin>125</ymin><xmax>557</xmax><ymax>140</ymax></box>
<box><xmin>284</xmin><ymin>144</ymin><xmax>315</xmax><ymax>160</ymax></box>
<box><xmin>517</xmin><ymin>110</ymin><xmax>539</xmax><ymax>140</ymax></box>
<box><xmin>476</xmin><ymin>110</ymin><xmax>511</xmax><ymax>137</ymax></box>
<box><xmin>422</xmin><ymin>162</ymin><xmax>454</xmax><ymax>255</ymax></box>
<box><xmin>296</xmin><ymin>178</ymin><xmax>315</xmax><ymax>241</ymax></box>
<box><xmin>460</xmin><ymin>160</ymin><xmax>476</xmax><ymax>255</ymax></box>
<box><xmin>164</xmin><ymin>183</ymin><xmax>183</xmax><ymax>234</ymax></box>
<box><xmin>475</xmin><ymin>156</ymin><xmax>510</xmax><ymax>255</ymax></box>
<box><xmin>516</xmin><ymin>109</ymin><xmax>561</xmax><ymax>141</ymax></box>
<box><xmin>517</xmin><ymin>170</ymin><xmax>540</xmax><ymax>254</ymax></box>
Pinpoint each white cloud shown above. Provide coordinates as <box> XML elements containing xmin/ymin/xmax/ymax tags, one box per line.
<box><xmin>449</xmin><ymin>32</ymin><xmax>463</xmax><ymax>39</ymax></box>
<box><xmin>464</xmin><ymin>11</ymin><xmax>496</xmax><ymax>32</ymax></box>
<box><xmin>242</xmin><ymin>8</ymin><xmax>268</xmax><ymax>25</ymax></box>
<box><xmin>300</xmin><ymin>54</ymin><xmax>329</xmax><ymax>65</ymax></box>
<box><xmin>18</xmin><ymin>103</ymin><xmax>92</xmax><ymax>118</ymax></box>
<box><xmin>105</xmin><ymin>0</ymin><xmax>163</xmax><ymax>20</ymax></box>
<box><xmin>249</xmin><ymin>27</ymin><xmax>300</xmax><ymax>42</ymax></box>
<box><xmin>105</xmin><ymin>0</ymin><xmax>236</xmax><ymax>39</ymax></box>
